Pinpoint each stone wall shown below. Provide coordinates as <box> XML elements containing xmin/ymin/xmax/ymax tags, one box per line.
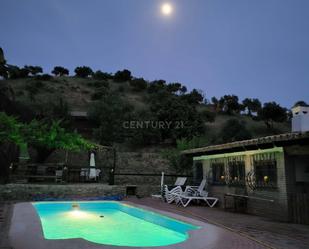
<box><xmin>46</xmin><ymin>149</ymin><xmax>185</xmax><ymax>186</ymax></box>
<box><xmin>0</xmin><ymin>184</ymin><xmax>126</xmax><ymax>201</ymax></box>
<box><xmin>114</xmin><ymin>152</ymin><xmax>185</xmax><ymax>186</ymax></box>
<box><xmin>5</xmin><ymin>149</ymin><xmax>190</xmax><ymax>200</ymax></box>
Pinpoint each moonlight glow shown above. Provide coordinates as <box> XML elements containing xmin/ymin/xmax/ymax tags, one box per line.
<box><xmin>161</xmin><ymin>3</ymin><xmax>172</xmax><ymax>16</ymax></box>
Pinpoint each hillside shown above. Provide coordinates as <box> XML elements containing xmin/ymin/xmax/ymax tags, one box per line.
<box><xmin>2</xmin><ymin>76</ymin><xmax>148</xmax><ymax>112</ymax></box>
<box><xmin>1</xmin><ymin>75</ymin><xmax>291</xmax><ymax>150</ymax></box>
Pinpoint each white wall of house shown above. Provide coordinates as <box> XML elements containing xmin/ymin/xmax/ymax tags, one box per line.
<box><xmin>292</xmin><ymin>106</ymin><xmax>309</xmax><ymax>133</ymax></box>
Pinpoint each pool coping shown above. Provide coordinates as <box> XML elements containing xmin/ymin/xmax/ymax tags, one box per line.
<box><xmin>9</xmin><ymin>201</ymin><xmax>266</xmax><ymax>249</ymax></box>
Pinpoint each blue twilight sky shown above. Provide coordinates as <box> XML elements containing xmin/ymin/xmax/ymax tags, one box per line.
<box><xmin>1</xmin><ymin>0</ymin><xmax>309</xmax><ymax>108</ymax></box>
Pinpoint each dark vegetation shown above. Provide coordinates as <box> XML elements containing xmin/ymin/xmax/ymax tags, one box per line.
<box><xmin>0</xmin><ymin>47</ymin><xmax>296</xmax><ymax>172</ymax></box>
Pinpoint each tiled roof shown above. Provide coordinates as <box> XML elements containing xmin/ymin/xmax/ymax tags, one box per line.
<box><xmin>182</xmin><ymin>132</ymin><xmax>309</xmax><ymax>156</ymax></box>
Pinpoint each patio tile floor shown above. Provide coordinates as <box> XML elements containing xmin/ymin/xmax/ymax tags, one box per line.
<box><xmin>127</xmin><ymin>197</ymin><xmax>309</xmax><ymax>249</ymax></box>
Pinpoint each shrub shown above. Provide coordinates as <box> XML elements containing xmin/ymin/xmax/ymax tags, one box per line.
<box><xmin>24</xmin><ymin>65</ymin><xmax>43</xmax><ymax>76</ymax></box>
<box><xmin>52</xmin><ymin>66</ymin><xmax>69</xmax><ymax>76</ymax></box>
<box><xmin>91</xmin><ymin>87</ymin><xmax>109</xmax><ymax>100</ymax></box>
<box><xmin>114</xmin><ymin>69</ymin><xmax>132</xmax><ymax>82</ymax></box>
<box><xmin>89</xmin><ymin>94</ymin><xmax>133</xmax><ymax>145</ymax></box>
<box><xmin>87</xmin><ymin>81</ymin><xmax>109</xmax><ymax>89</ymax></box>
<box><xmin>258</xmin><ymin>102</ymin><xmax>288</xmax><ymax>129</ymax></box>
<box><xmin>218</xmin><ymin>119</ymin><xmax>252</xmax><ymax>143</ymax></box>
<box><xmin>35</xmin><ymin>74</ymin><xmax>52</xmax><ymax>81</ymax></box>
<box><xmin>74</xmin><ymin>66</ymin><xmax>93</xmax><ymax>78</ymax></box>
<box><xmin>93</xmin><ymin>70</ymin><xmax>112</xmax><ymax>80</ymax></box>
<box><xmin>8</xmin><ymin>66</ymin><xmax>29</xmax><ymax>79</ymax></box>
<box><xmin>147</xmin><ymin>80</ymin><xmax>166</xmax><ymax>93</ymax></box>
<box><xmin>130</xmin><ymin>78</ymin><xmax>147</xmax><ymax>91</ymax></box>
<box><xmin>200</xmin><ymin>110</ymin><xmax>216</xmax><ymax>122</ymax></box>
<box><xmin>25</xmin><ymin>81</ymin><xmax>44</xmax><ymax>95</ymax></box>
<box><xmin>118</xmin><ymin>86</ymin><xmax>125</xmax><ymax>92</ymax></box>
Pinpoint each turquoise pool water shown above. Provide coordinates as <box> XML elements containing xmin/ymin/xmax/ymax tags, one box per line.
<box><xmin>33</xmin><ymin>201</ymin><xmax>199</xmax><ymax>247</ymax></box>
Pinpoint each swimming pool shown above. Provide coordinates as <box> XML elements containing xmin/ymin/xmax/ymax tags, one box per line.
<box><xmin>33</xmin><ymin>201</ymin><xmax>199</xmax><ymax>247</ymax></box>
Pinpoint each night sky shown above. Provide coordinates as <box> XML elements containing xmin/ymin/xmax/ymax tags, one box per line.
<box><xmin>1</xmin><ymin>0</ymin><xmax>309</xmax><ymax>107</ymax></box>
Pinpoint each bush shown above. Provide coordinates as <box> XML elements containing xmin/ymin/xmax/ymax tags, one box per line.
<box><xmin>118</xmin><ymin>85</ymin><xmax>125</xmax><ymax>92</ymax></box>
<box><xmin>91</xmin><ymin>87</ymin><xmax>109</xmax><ymax>100</ymax></box>
<box><xmin>25</xmin><ymin>81</ymin><xmax>44</xmax><ymax>95</ymax></box>
<box><xmin>52</xmin><ymin>66</ymin><xmax>69</xmax><ymax>76</ymax></box>
<box><xmin>89</xmin><ymin>94</ymin><xmax>133</xmax><ymax>145</ymax></box>
<box><xmin>114</xmin><ymin>69</ymin><xmax>132</xmax><ymax>82</ymax></box>
<box><xmin>74</xmin><ymin>66</ymin><xmax>93</xmax><ymax>78</ymax></box>
<box><xmin>161</xmin><ymin>139</ymin><xmax>194</xmax><ymax>173</ymax></box>
<box><xmin>147</xmin><ymin>80</ymin><xmax>166</xmax><ymax>93</ymax></box>
<box><xmin>24</xmin><ymin>65</ymin><xmax>43</xmax><ymax>76</ymax></box>
<box><xmin>130</xmin><ymin>78</ymin><xmax>147</xmax><ymax>91</ymax></box>
<box><xmin>258</xmin><ymin>102</ymin><xmax>288</xmax><ymax>129</ymax></box>
<box><xmin>35</xmin><ymin>74</ymin><xmax>52</xmax><ymax>81</ymax></box>
<box><xmin>200</xmin><ymin>110</ymin><xmax>216</xmax><ymax>122</ymax></box>
<box><xmin>8</xmin><ymin>66</ymin><xmax>29</xmax><ymax>79</ymax></box>
<box><xmin>87</xmin><ymin>81</ymin><xmax>109</xmax><ymax>89</ymax></box>
<box><xmin>93</xmin><ymin>70</ymin><xmax>112</xmax><ymax>80</ymax></box>
<box><xmin>218</xmin><ymin>119</ymin><xmax>252</xmax><ymax>143</ymax></box>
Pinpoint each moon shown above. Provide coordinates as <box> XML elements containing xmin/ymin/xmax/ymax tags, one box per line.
<box><xmin>161</xmin><ymin>3</ymin><xmax>173</xmax><ymax>16</ymax></box>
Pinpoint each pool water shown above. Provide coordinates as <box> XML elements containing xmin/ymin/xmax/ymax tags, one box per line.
<box><xmin>33</xmin><ymin>201</ymin><xmax>199</xmax><ymax>247</ymax></box>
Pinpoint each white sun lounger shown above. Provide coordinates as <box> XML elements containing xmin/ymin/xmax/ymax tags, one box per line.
<box><xmin>174</xmin><ymin>177</ymin><xmax>187</xmax><ymax>186</ymax></box>
<box><xmin>162</xmin><ymin>177</ymin><xmax>187</xmax><ymax>201</ymax></box>
<box><xmin>172</xmin><ymin>179</ymin><xmax>219</xmax><ymax>207</ymax></box>
<box><xmin>175</xmin><ymin>194</ymin><xmax>219</xmax><ymax>207</ymax></box>
<box><xmin>164</xmin><ymin>185</ymin><xmax>183</xmax><ymax>204</ymax></box>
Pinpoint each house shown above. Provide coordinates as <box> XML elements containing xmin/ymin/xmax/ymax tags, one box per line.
<box><xmin>69</xmin><ymin>110</ymin><xmax>96</xmax><ymax>139</ymax></box>
<box><xmin>182</xmin><ymin>104</ymin><xmax>309</xmax><ymax>224</ymax></box>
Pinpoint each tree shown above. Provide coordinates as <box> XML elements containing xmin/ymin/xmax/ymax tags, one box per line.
<box><xmin>179</xmin><ymin>85</ymin><xmax>187</xmax><ymax>95</ymax></box>
<box><xmin>89</xmin><ymin>94</ymin><xmax>133</xmax><ymax>146</ymax></box>
<box><xmin>127</xmin><ymin>110</ymin><xmax>162</xmax><ymax>146</ymax></box>
<box><xmin>0</xmin><ymin>65</ymin><xmax>8</xmax><ymax>79</ymax></box>
<box><xmin>74</xmin><ymin>66</ymin><xmax>93</xmax><ymax>78</ymax></box>
<box><xmin>130</xmin><ymin>78</ymin><xmax>148</xmax><ymax>91</ymax></box>
<box><xmin>52</xmin><ymin>66</ymin><xmax>69</xmax><ymax>76</ymax></box>
<box><xmin>200</xmin><ymin>110</ymin><xmax>216</xmax><ymax>122</ymax></box>
<box><xmin>25</xmin><ymin>119</ymin><xmax>93</xmax><ymax>162</ymax></box>
<box><xmin>93</xmin><ymin>70</ymin><xmax>112</xmax><ymax>80</ymax></box>
<box><xmin>0</xmin><ymin>112</ymin><xmax>94</xmax><ymax>181</ymax></box>
<box><xmin>147</xmin><ymin>80</ymin><xmax>166</xmax><ymax>93</ymax></box>
<box><xmin>219</xmin><ymin>95</ymin><xmax>240</xmax><ymax>114</ymax></box>
<box><xmin>182</xmin><ymin>89</ymin><xmax>204</xmax><ymax>105</ymax></box>
<box><xmin>161</xmin><ymin>139</ymin><xmax>195</xmax><ymax>173</ymax></box>
<box><xmin>293</xmin><ymin>100</ymin><xmax>309</xmax><ymax>107</ymax></box>
<box><xmin>242</xmin><ymin>98</ymin><xmax>262</xmax><ymax>116</ymax></box>
<box><xmin>24</xmin><ymin>65</ymin><xmax>43</xmax><ymax>76</ymax></box>
<box><xmin>166</xmin><ymin>83</ymin><xmax>182</xmax><ymax>94</ymax></box>
<box><xmin>0</xmin><ymin>47</ymin><xmax>8</xmax><ymax>79</ymax></box>
<box><xmin>0</xmin><ymin>47</ymin><xmax>5</xmax><ymax>65</ymax></box>
<box><xmin>114</xmin><ymin>69</ymin><xmax>132</xmax><ymax>82</ymax></box>
<box><xmin>150</xmin><ymin>94</ymin><xmax>205</xmax><ymax>141</ymax></box>
<box><xmin>218</xmin><ymin>119</ymin><xmax>252</xmax><ymax>143</ymax></box>
<box><xmin>258</xmin><ymin>102</ymin><xmax>288</xmax><ymax>129</ymax></box>
<box><xmin>211</xmin><ymin>97</ymin><xmax>219</xmax><ymax>112</ymax></box>
<box><xmin>7</xmin><ymin>66</ymin><xmax>30</xmax><ymax>79</ymax></box>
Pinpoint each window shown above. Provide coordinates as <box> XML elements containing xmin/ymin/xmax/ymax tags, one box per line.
<box><xmin>211</xmin><ymin>163</ymin><xmax>226</xmax><ymax>185</ymax></box>
<box><xmin>228</xmin><ymin>161</ymin><xmax>246</xmax><ymax>186</ymax></box>
<box><xmin>254</xmin><ymin>159</ymin><xmax>277</xmax><ymax>188</ymax></box>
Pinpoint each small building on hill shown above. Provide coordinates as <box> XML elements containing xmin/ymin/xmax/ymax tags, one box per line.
<box><xmin>182</xmin><ymin>104</ymin><xmax>309</xmax><ymax>224</ymax></box>
<box><xmin>69</xmin><ymin>110</ymin><xmax>96</xmax><ymax>139</ymax></box>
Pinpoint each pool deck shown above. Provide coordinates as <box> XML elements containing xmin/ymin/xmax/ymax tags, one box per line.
<box><xmin>8</xmin><ymin>201</ymin><xmax>268</xmax><ymax>249</ymax></box>
<box><xmin>128</xmin><ymin>197</ymin><xmax>309</xmax><ymax>249</ymax></box>
<box><xmin>6</xmin><ymin>198</ymin><xmax>309</xmax><ymax>249</ymax></box>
